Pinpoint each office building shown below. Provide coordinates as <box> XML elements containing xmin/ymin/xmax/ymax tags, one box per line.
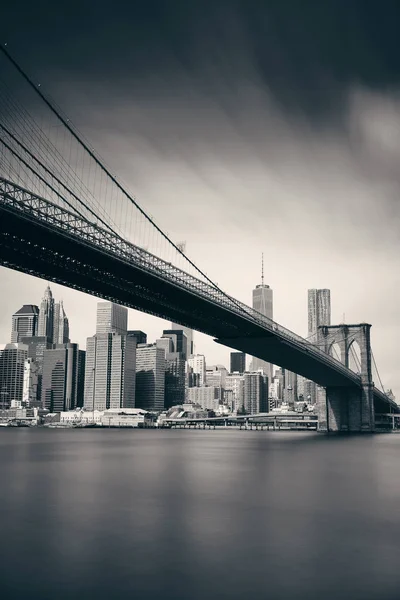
<box><xmin>170</xmin><ymin>322</ymin><xmax>193</xmax><ymax>356</ymax></box>
<box><xmin>225</xmin><ymin>373</ymin><xmax>244</xmax><ymax>413</ymax></box>
<box><xmin>77</xmin><ymin>350</ymin><xmax>86</xmax><ymax>408</ymax></box>
<box><xmin>135</xmin><ymin>344</ymin><xmax>165</xmax><ymax>411</ymax></box>
<box><xmin>20</xmin><ymin>336</ymin><xmax>54</xmax><ymax>403</ymax></box>
<box><xmin>205</xmin><ymin>365</ymin><xmax>227</xmax><ymax>402</ymax></box>
<box><xmin>53</xmin><ymin>301</ymin><xmax>70</xmax><ymax>344</ymax></box>
<box><xmin>96</xmin><ymin>302</ymin><xmax>128</xmax><ymax>335</ymax></box>
<box><xmin>230</xmin><ymin>352</ymin><xmax>246</xmax><ymax>374</ymax></box>
<box><xmin>244</xmin><ymin>372</ymin><xmax>269</xmax><ymax>414</ymax></box>
<box><xmin>283</xmin><ymin>370</ymin><xmax>297</xmax><ymax>407</ymax></box>
<box><xmin>84</xmin><ymin>333</ymin><xmax>136</xmax><ymax>412</ymax></box>
<box><xmin>187</xmin><ymin>354</ymin><xmax>206</xmax><ymax>387</ymax></box>
<box><xmin>156</xmin><ymin>337</ymin><xmax>173</xmax><ymax>356</ymax></box>
<box><xmin>42</xmin><ymin>343</ymin><xmax>80</xmax><ymax>412</ymax></box>
<box><xmin>249</xmin><ymin>256</ymin><xmax>273</xmax><ymax>381</ymax></box>
<box><xmin>186</xmin><ymin>386</ymin><xmax>220</xmax><ymax>411</ymax></box>
<box><xmin>162</xmin><ymin>329</ymin><xmax>188</xmax><ymax>359</ymax></box>
<box><xmin>165</xmin><ymin>352</ymin><xmax>186</xmax><ymax>408</ymax></box>
<box><xmin>127</xmin><ymin>330</ymin><xmax>147</xmax><ymax>344</ymax></box>
<box><xmin>38</xmin><ymin>286</ymin><xmax>55</xmax><ymax>342</ymax></box>
<box><xmin>22</xmin><ymin>358</ymin><xmax>39</xmax><ymax>406</ymax></box>
<box><xmin>11</xmin><ymin>305</ymin><xmax>39</xmax><ymax>343</ymax></box>
<box><xmin>308</xmin><ymin>289</ymin><xmax>331</xmax><ymax>341</ymax></box>
<box><xmin>0</xmin><ymin>343</ymin><xmax>28</xmax><ymax>408</ymax></box>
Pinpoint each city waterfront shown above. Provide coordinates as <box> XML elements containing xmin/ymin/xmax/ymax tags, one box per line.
<box><xmin>1</xmin><ymin>429</ymin><xmax>400</xmax><ymax>600</ymax></box>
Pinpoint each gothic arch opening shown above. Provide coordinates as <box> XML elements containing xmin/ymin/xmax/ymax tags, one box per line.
<box><xmin>329</xmin><ymin>342</ymin><xmax>342</xmax><ymax>364</ymax></box>
<box><xmin>348</xmin><ymin>339</ymin><xmax>361</xmax><ymax>374</ymax></box>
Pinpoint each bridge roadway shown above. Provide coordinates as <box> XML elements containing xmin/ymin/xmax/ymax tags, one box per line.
<box><xmin>0</xmin><ymin>178</ymin><xmax>396</xmax><ymax>413</ymax></box>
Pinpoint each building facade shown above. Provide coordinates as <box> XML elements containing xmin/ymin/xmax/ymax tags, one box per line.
<box><xmin>162</xmin><ymin>329</ymin><xmax>188</xmax><ymax>359</ymax></box>
<box><xmin>84</xmin><ymin>333</ymin><xmax>136</xmax><ymax>412</ymax></box>
<box><xmin>230</xmin><ymin>352</ymin><xmax>246</xmax><ymax>374</ymax></box>
<box><xmin>38</xmin><ymin>286</ymin><xmax>55</xmax><ymax>342</ymax></box>
<box><xmin>225</xmin><ymin>373</ymin><xmax>244</xmax><ymax>413</ymax></box>
<box><xmin>187</xmin><ymin>354</ymin><xmax>206</xmax><ymax>387</ymax></box>
<box><xmin>249</xmin><ymin>279</ymin><xmax>274</xmax><ymax>381</ymax></box>
<box><xmin>135</xmin><ymin>344</ymin><xmax>165</xmax><ymax>412</ymax></box>
<box><xmin>42</xmin><ymin>343</ymin><xmax>80</xmax><ymax>412</ymax></box>
<box><xmin>22</xmin><ymin>357</ymin><xmax>39</xmax><ymax>406</ymax></box>
<box><xmin>0</xmin><ymin>343</ymin><xmax>28</xmax><ymax>408</ymax></box>
<box><xmin>186</xmin><ymin>386</ymin><xmax>220</xmax><ymax>411</ymax></box>
<box><xmin>165</xmin><ymin>352</ymin><xmax>186</xmax><ymax>409</ymax></box>
<box><xmin>96</xmin><ymin>302</ymin><xmax>128</xmax><ymax>335</ymax></box>
<box><xmin>244</xmin><ymin>372</ymin><xmax>269</xmax><ymax>414</ymax></box>
<box><xmin>170</xmin><ymin>322</ymin><xmax>193</xmax><ymax>356</ymax></box>
<box><xmin>53</xmin><ymin>301</ymin><xmax>70</xmax><ymax>345</ymax></box>
<box><xmin>11</xmin><ymin>305</ymin><xmax>39</xmax><ymax>343</ymax></box>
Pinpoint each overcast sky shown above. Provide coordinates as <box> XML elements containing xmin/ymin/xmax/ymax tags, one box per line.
<box><xmin>1</xmin><ymin>1</ymin><xmax>400</xmax><ymax>394</ymax></box>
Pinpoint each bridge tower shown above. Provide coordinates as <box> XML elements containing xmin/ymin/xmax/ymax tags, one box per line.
<box><xmin>316</xmin><ymin>324</ymin><xmax>374</xmax><ymax>433</ymax></box>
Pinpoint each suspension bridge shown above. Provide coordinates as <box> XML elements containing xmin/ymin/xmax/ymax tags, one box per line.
<box><xmin>0</xmin><ymin>46</ymin><xmax>397</xmax><ymax>432</ymax></box>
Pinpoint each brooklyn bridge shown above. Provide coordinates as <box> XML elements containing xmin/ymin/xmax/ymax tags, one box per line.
<box><xmin>0</xmin><ymin>45</ymin><xmax>397</xmax><ymax>432</ymax></box>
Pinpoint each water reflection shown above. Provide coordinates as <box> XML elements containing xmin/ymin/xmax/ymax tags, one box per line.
<box><xmin>0</xmin><ymin>429</ymin><xmax>400</xmax><ymax>599</ymax></box>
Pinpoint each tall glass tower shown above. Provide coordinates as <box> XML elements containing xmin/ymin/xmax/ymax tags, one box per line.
<box><xmin>250</xmin><ymin>255</ymin><xmax>273</xmax><ymax>382</ymax></box>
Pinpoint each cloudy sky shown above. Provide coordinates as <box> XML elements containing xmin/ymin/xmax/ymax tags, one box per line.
<box><xmin>1</xmin><ymin>1</ymin><xmax>400</xmax><ymax>393</ymax></box>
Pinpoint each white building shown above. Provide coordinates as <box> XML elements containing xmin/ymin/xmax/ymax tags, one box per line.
<box><xmin>96</xmin><ymin>302</ymin><xmax>128</xmax><ymax>335</ymax></box>
<box><xmin>84</xmin><ymin>333</ymin><xmax>136</xmax><ymax>411</ymax></box>
<box><xmin>22</xmin><ymin>357</ymin><xmax>38</xmax><ymax>406</ymax></box>
<box><xmin>100</xmin><ymin>408</ymin><xmax>153</xmax><ymax>428</ymax></box>
<box><xmin>187</xmin><ymin>355</ymin><xmax>207</xmax><ymax>386</ymax></box>
<box><xmin>186</xmin><ymin>386</ymin><xmax>219</xmax><ymax>411</ymax></box>
<box><xmin>225</xmin><ymin>373</ymin><xmax>244</xmax><ymax>413</ymax></box>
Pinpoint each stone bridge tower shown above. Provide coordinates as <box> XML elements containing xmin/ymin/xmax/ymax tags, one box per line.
<box><xmin>316</xmin><ymin>324</ymin><xmax>374</xmax><ymax>432</ymax></box>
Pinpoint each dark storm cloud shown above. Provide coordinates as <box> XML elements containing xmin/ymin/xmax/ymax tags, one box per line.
<box><xmin>2</xmin><ymin>0</ymin><xmax>400</xmax><ymax>116</ymax></box>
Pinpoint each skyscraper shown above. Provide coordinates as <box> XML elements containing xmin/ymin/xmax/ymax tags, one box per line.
<box><xmin>127</xmin><ymin>330</ymin><xmax>147</xmax><ymax>344</ymax></box>
<box><xmin>84</xmin><ymin>302</ymin><xmax>135</xmax><ymax>411</ymax></box>
<box><xmin>164</xmin><ymin>352</ymin><xmax>186</xmax><ymax>408</ymax></box>
<box><xmin>96</xmin><ymin>302</ymin><xmax>128</xmax><ymax>335</ymax></box>
<box><xmin>249</xmin><ymin>255</ymin><xmax>273</xmax><ymax>380</ymax></box>
<box><xmin>170</xmin><ymin>322</ymin><xmax>193</xmax><ymax>356</ymax></box>
<box><xmin>20</xmin><ymin>336</ymin><xmax>54</xmax><ymax>404</ymax></box>
<box><xmin>11</xmin><ymin>305</ymin><xmax>39</xmax><ymax>343</ymax></box>
<box><xmin>230</xmin><ymin>352</ymin><xmax>246</xmax><ymax>373</ymax></box>
<box><xmin>84</xmin><ymin>333</ymin><xmax>136</xmax><ymax>412</ymax></box>
<box><xmin>53</xmin><ymin>301</ymin><xmax>70</xmax><ymax>345</ymax></box>
<box><xmin>0</xmin><ymin>343</ymin><xmax>28</xmax><ymax>408</ymax></box>
<box><xmin>42</xmin><ymin>343</ymin><xmax>80</xmax><ymax>412</ymax></box>
<box><xmin>77</xmin><ymin>350</ymin><xmax>86</xmax><ymax>408</ymax></box>
<box><xmin>135</xmin><ymin>344</ymin><xmax>165</xmax><ymax>411</ymax></box>
<box><xmin>38</xmin><ymin>286</ymin><xmax>55</xmax><ymax>342</ymax></box>
<box><xmin>162</xmin><ymin>329</ymin><xmax>188</xmax><ymax>359</ymax></box>
<box><xmin>308</xmin><ymin>289</ymin><xmax>331</xmax><ymax>340</ymax></box>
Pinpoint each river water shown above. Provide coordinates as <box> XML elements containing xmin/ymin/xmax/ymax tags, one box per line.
<box><xmin>1</xmin><ymin>429</ymin><xmax>400</xmax><ymax>600</ymax></box>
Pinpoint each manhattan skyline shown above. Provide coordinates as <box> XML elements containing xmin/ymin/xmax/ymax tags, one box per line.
<box><xmin>1</xmin><ymin>1</ymin><xmax>399</xmax><ymax>396</ymax></box>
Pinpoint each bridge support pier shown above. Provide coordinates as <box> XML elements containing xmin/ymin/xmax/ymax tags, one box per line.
<box><xmin>317</xmin><ymin>385</ymin><xmax>375</xmax><ymax>433</ymax></box>
<box><xmin>317</xmin><ymin>323</ymin><xmax>375</xmax><ymax>433</ymax></box>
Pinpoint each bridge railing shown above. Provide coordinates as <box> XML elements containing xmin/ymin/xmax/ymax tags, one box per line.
<box><xmin>0</xmin><ymin>177</ymin><xmax>365</xmax><ymax>386</ymax></box>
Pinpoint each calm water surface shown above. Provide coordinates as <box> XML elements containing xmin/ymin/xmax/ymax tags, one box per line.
<box><xmin>1</xmin><ymin>429</ymin><xmax>400</xmax><ymax>600</ymax></box>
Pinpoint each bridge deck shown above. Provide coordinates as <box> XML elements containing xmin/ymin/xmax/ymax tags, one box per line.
<box><xmin>0</xmin><ymin>178</ymin><xmax>396</xmax><ymax>411</ymax></box>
